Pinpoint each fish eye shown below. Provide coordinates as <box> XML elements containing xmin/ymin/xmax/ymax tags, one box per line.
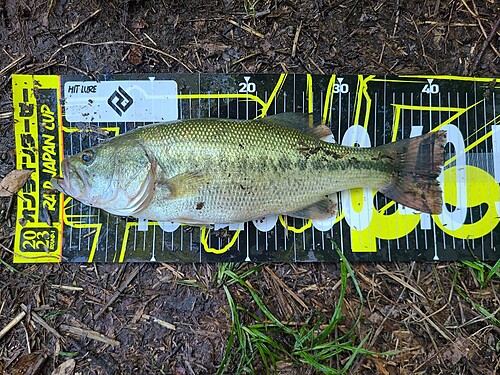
<box><xmin>81</xmin><ymin>150</ymin><xmax>94</xmax><ymax>164</ymax></box>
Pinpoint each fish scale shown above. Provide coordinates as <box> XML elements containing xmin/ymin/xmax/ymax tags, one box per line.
<box><xmin>52</xmin><ymin>114</ymin><xmax>446</xmax><ymax>224</ymax></box>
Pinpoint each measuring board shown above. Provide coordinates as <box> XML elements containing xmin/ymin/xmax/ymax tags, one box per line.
<box><xmin>11</xmin><ymin>74</ymin><xmax>500</xmax><ymax>263</ymax></box>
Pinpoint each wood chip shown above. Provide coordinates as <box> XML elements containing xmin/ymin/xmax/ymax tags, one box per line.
<box><xmin>59</xmin><ymin>324</ymin><xmax>121</xmax><ymax>347</ymax></box>
<box><xmin>0</xmin><ymin>170</ymin><xmax>33</xmax><ymax>197</ymax></box>
<box><xmin>127</xmin><ymin>45</ymin><xmax>143</xmax><ymax>66</ymax></box>
<box><xmin>141</xmin><ymin>314</ymin><xmax>176</xmax><ymax>330</ymax></box>
<box><xmin>50</xmin><ymin>359</ymin><xmax>76</xmax><ymax>375</ymax></box>
<box><xmin>10</xmin><ymin>350</ymin><xmax>48</xmax><ymax>375</ymax></box>
<box><xmin>441</xmin><ymin>337</ymin><xmax>470</xmax><ymax>365</ymax></box>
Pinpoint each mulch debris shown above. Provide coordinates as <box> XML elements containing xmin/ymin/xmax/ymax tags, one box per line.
<box><xmin>1</xmin><ymin>0</ymin><xmax>499</xmax><ymax>373</ymax></box>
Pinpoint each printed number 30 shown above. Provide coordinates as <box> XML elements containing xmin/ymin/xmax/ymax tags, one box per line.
<box><xmin>333</xmin><ymin>83</ymin><xmax>349</xmax><ymax>94</ymax></box>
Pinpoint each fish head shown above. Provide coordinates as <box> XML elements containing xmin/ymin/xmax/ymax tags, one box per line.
<box><xmin>51</xmin><ymin>140</ymin><xmax>156</xmax><ymax>216</ymax></box>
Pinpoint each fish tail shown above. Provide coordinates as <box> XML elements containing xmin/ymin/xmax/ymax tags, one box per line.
<box><xmin>378</xmin><ymin>131</ymin><xmax>446</xmax><ymax>214</ymax></box>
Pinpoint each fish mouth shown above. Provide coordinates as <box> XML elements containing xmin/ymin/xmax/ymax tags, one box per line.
<box><xmin>50</xmin><ymin>176</ymin><xmax>67</xmax><ymax>194</ymax></box>
<box><xmin>50</xmin><ymin>159</ymin><xmax>88</xmax><ymax>198</ymax></box>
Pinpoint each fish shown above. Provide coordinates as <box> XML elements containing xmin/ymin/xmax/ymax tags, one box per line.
<box><xmin>51</xmin><ymin>113</ymin><xmax>446</xmax><ymax>224</ymax></box>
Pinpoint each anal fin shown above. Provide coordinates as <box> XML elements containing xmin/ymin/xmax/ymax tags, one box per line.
<box><xmin>286</xmin><ymin>194</ymin><xmax>338</xmax><ymax>220</ymax></box>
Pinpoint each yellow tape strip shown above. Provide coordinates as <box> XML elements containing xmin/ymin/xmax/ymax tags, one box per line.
<box><xmin>445</xmin><ymin>130</ymin><xmax>493</xmax><ymax>167</ymax></box>
<box><xmin>116</xmin><ymin>220</ymin><xmax>167</xmax><ymax>262</ymax></box>
<box><xmin>117</xmin><ymin>222</ymin><xmax>133</xmax><ymax>262</ymax></box>
<box><xmin>466</xmin><ymin>114</ymin><xmax>500</xmax><ymax>141</ymax></box>
<box><xmin>278</xmin><ymin>215</ymin><xmax>312</xmax><ymax>234</ymax></box>
<box><xmin>398</xmin><ymin>75</ymin><xmax>496</xmax><ymax>82</ymax></box>
<box><xmin>321</xmin><ymin>75</ymin><xmax>336</xmax><ymax>125</ymax></box>
<box><xmin>370</xmin><ymin>78</ymin><xmax>428</xmax><ymax>84</ymax></box>
<box><xmin>258</xmin><ymin>73</ymin><xmax>288</xmax><ymax>117</ymax></box>
<box><xmin>391</xmin><ymin>100</ymin><xmax>483</xmax><ymax>143</ymax></box>
<box><xmin>354</xmin><ymin>75</ymin><xmax>375</xmax><ymax>129</ymax></box>
<box><xmin>177</xmin><ymin>93</ymin><xmax>267</xmax><ymax>109</ymax></box>
<box><xmin>61</xmin><ymin>197</ymin><xmax>102</xmax><ymax>262</ymax></box>
<box><xmin>306</xmin><ymin>74</ymin><xmax>314</xmax><ymax>114</ymax></box>
<box><xmin>200</xmin><ymin>227</ymin><xmax>241</xmax><ymax>254</ymax></box>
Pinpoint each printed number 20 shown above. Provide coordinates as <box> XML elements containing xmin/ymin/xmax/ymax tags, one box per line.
<box><xmin>239</xmin><ymin>82</ymin><xmax>256</xmax><ymax>93</ymax></box>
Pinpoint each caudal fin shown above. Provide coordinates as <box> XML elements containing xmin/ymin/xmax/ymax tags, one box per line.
<box><xmin>378</xmin><ymin>131</ymin><xmax>446</xmax><ymax>214</ymax></box>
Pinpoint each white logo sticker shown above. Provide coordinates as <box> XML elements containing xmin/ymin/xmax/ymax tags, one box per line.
<box><xmin>64</xmin><ymin>79</ymin><xmax>178</xmax><ymax>122</ymax></box>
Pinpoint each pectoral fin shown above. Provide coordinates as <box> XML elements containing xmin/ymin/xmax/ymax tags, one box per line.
<box><xmin>163</xmin><ymin>172</ymin><xmax>211</xmax><ymax>199</ymax></box>
<box><xmin>286</xmin><ymin>194</ymin><xmax>338</xmax><ymax>220</ymax></box>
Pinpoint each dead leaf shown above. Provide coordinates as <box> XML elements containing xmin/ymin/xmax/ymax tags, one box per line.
<box><xmin>131</xmin><ymin>18</ymin><xmax>148</xmax><ymax>30</ymax></box>
<box><xmin>127</xmin><ymin>45</ymin><xmax>143</xmax><ymax>66</ymax></box>
<box><xmin>50</xmin><ymin>359</ymin><xmax>76</xmax><ymax>375</ymax></box>
<box><xmin>371</xmin><ymin>356</ymin><xmax>391</xmax><ymax>375</ymax></box>
<box><xmin>11</xmin><ymin>350</ymin><xmax>48</xmax><ymax>375</ymax></box>
<box><xmin>200</xmin><ymin>42</ymin><xmax>230</xmax><ymax>55</ymax></box>
<box><xmin>368</xmin><ymin>311</ymin><xmax>384</xmax><ymax>325</ymax></box>
<box><xmin>442</xmin><ymin>336</ymin><xmax>470</xmax><ymax>365</ymax></box>
<box><xmin>0</xmin><ymin>170</ymin><xmax>33</xmax><ymax>197</ymax></box>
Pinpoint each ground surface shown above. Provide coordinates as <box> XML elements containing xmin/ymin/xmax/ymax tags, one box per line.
<box><xmin>0</xmin><ymin>0</ymin><xmax>499</xmax><ymax>374</ymax></box>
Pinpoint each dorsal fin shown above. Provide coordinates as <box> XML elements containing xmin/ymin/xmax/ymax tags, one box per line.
<box><xmin>259</xmin><ymin>113</ymin><xmax>332</xmax><ymax>140</ymax></box>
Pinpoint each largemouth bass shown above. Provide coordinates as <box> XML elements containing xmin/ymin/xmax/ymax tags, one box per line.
<box><xmin>51</xmin><ymin>113</ymin><xmax>446</xmax><ymax>224</ymax></box>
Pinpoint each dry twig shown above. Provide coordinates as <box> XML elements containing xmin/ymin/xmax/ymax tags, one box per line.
<box><xmin>470</xmin><ymin>17</ymin><xmax>500</xmax><ymax>73</ymax></box>
<box><xmin>59</xmin><ymin>324</ymin><xmax>121</xmax><ymax>347</ymax></box>
<box><xmin>265</xmin><ymin>267</ymin><xmax>308</xmax><ymax>310</ymax></box>
<box><xmin>57</xmin><ymin>9</ymin><xmax>102</xmax><ymax>41</ymax></box>
<box><xmin>291</xmin><ymin>22</ymin><xmax>302</xmax><ymax>58</ymax></box>
<box><xmin>48</xmin><ymin>41</ymin><xmax>193</xmax><ymax>72</ymax></box>
<box><xmin>227</xmin><ymin>19</ymin><xmax>265</xmax><ymax>38</ymax></box>
<box><xmin>141</xmin><ymin>314</ymin><xmax>176</xmax><ymax>330</ymax></box>
<box><xmin>20</xmin><ymin>304</ymin><xmax>64</xmax><ymax>341</ymax></box>
<box><xmin>94</xmin><ymin>264</ymin><xmax>144</xmax><ymax>319</ymax></box>
<box><xmin>0</xmin><ymin>311</ymin><xmax>26</xmax><ymax>340</ymax></box>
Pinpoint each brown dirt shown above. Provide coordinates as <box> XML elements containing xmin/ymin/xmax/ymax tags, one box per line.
<box><xmin>0</xmin><ymin>0</ymin><xmax>499</xmax><ymax>374</ymax></box>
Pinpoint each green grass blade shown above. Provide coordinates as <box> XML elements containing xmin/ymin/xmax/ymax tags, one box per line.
<box><xmin>0</xmin><ymin>258</ymin><xmax>20</xmax><ymax>273</ymax></box>
<box><xmin>341</xmin><ymin>330</ymin><xmax>371</xmax><ymax>372</ymax></box>
<box><xmin>485</xmin><ymin>259</ymin><xmax>500</xmax><ymax>285</ymax></box>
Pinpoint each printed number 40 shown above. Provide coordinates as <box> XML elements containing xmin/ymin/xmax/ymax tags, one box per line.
<box><xmin>422</xmin><ymin>83</ymin><xmax>439</xmax><ymax>94</ymax></box>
